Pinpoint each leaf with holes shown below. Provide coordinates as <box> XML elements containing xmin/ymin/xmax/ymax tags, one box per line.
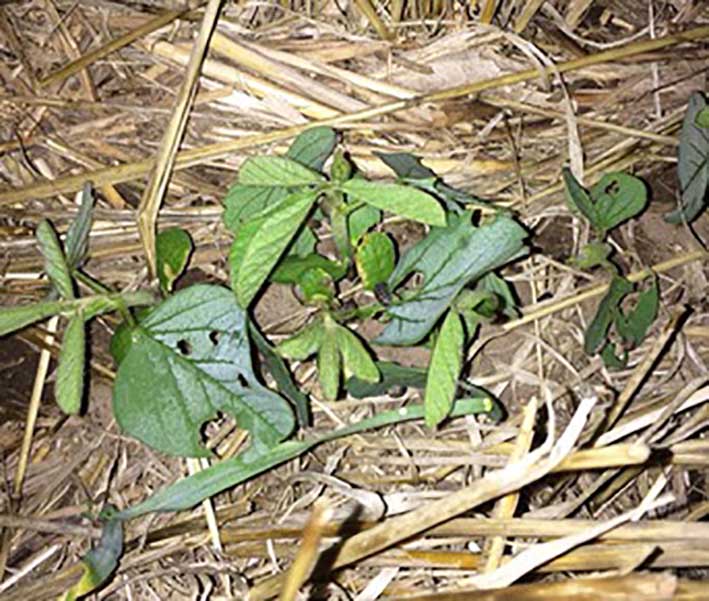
<box><xmin>666</xmin><ymin>93</ymin><xmax>709</xmax><ymax>223</ymax></box>
<box><xmin>340</xmin><ymin>179</ymin><xmax>446</xmax><ymax>227</ymax></box>
<box><xmin>589</xmin><ymin>172</ymin><xmax>647</xmax><ymax>234</ymax></box>
<box><xmin>230</xmin><ymin>190</ymin><xmax>319</xmax><ymax>308</ymax></box>
<box><xmin>156</xmin><ymin>227</ymin><xmax>193</xmax><ymax>293</ymax></box>
<box><xmin>112</xmin><ymin>285</ymin><xmax>294</xmax><ymax>458</ymax></box>
<box><xmin>424</xmin><ymin>309</ymin><xmax>464</xmax><ymax>428</ymax></box>
<box><xmin>378</xmin><ymin>213</ymin><xmax>527</xmax><ymax>346</ymax></box>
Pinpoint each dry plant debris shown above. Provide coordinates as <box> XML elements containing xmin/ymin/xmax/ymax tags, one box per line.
<box><xmin>2</xmin><ymin>1</ymin><xmax>709</xmax><ymax>600</ymax></box>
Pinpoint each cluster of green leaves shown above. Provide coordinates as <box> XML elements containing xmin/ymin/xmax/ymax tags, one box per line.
<box><xmin>563</xmin><ymin>168</ymin><xmax>658</xmax><ymax>366</ymax></box>
<box><xmin>0</xmin><ymin>184</ymin><xmax>154</xmax><ymax>414</ymax></box>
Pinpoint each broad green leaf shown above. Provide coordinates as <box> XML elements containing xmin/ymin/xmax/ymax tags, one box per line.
<box><xmin>590</xmin><ymin>172</ymin><xmax>647</xmax><ymax>234</ymax></box>
<box><xmin>286</xmin><ymin>126</ymin><xmax>337</xmax><ymax>171</ymax></box>
<box><xmin>616</xmin><ymin>278</ymin><xmax>659</xmax><ymax>348</ymax></box>
<box><xmin>230</xmin><ymin>190</ymin><xmax>318</xmax><ymax>308</ymax></box>
<box><xmin>224</xmin><ymin>185</ymin><xmax>288</xmax><ymax>233</ymax></box>
<box><xmin>335</xmin><ymin>325</ymin><xmax>379</xmax><ymax>383</ymax></box>
<box><xmin>64</xmin><ymin>182</ymin><xmax>95</xmax><ymax>270</ymax></box>
<box><xmin>378</xmin><ymin>213</ymin><xmax>527</xmax><ymax>345</ymax></box>
<box><xmin>249</xmin><ymin>321</ymin><xmax>311</xmax><ymax>428</ymax></box>
<box><xmin>61</xmin><ymin>516</ymin><xmax>123</xmax><ymax>601</ymax></box>
<box><xmin>36</xmin><ymin>219</ymin><xmax>74</xmax><ymax>299</ymax></box>
<box><xmin>113</xmin><ymin>285</ymin><xmax>294</xmax><ymax>457</ymax></box>
<box><xmin>584</xmin><ymin>275</ymin><xmax>633</xmax><ymax>355</ymax></box>
<box><xmin>375</xmin><ymin>151</ymin><xmax>487</xmax><ymax>211</ymax></box>
<box><xmin>239</xmin><ymin>156</ymin><xmax>325</xmax><ymax>187</ymax></box>
<box><xmin>355</xmin><ymin>232</ymin><xmax>396</xmax><ymax>291</ymax></box>
<box><xmin>277</xmin><ymin>320</ymin><xmax>324</xmax><ymax>360</ymax></box>
<box><xmin>667</xmin><ymin>93</ymin><xmax>709</xmax><ymax>223</ymax></box>
<box><xmin>424</xmin><ymin>310</ymin><xmax>464</xmax><ymax>428</ymax></box>
<box><xmin>340</xmin><ymin>179</ymin><xmax>446</xmax><ymax>227</ymax></box>
<box><xmin>346</xmin><ymin>361</ymin><xmax>428</xmax><ymax>398</ymax></box>
<box><xmin>563</xmin><ymin>168</ymin><xmax>597</xmax><ymax>226</ymax></box>
<box><xmin>223</xmin><ymin>128</ymin><xmax>334</xmax><ymax>232</ymax></box>
<box><xmin>317</xmin><ymin>322</ymin><xmax>340</xmax><ymax>401</ymax></box>
<box><xmin>55</xmin><ymin>312</ymin><xmax>85</xmax><ymax>415</ymax></box>
<box><xmin>348</xmin><ymin>204</ymin><xmax>381</xmax><ymax>243</ymax></box>
<box><xmin>271</xmin><ymin>253</ymin><xmax>346</xmax><ymax>284</ymax></box>
<box><xmin>298</xmin><ymin>267</ymin><xmax>335</xmax><ymax>304</ymax></box>
<box><xmin>115</xmin><ymin>397</ymin><xmax>492</xmax><ymax>519</ymax></box>
<box><xmin>0</xmin><ymin>300</ymin><xmax>64</xmax><ymax>336</ymax></box>
<box><xmin>156</xmin><ymin>227</ymin><xmax>193</xmax><ymax>293</ymax></box>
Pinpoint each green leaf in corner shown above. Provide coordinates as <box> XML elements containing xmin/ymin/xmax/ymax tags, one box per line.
<box><xmin>378</xmin><ymin>213</ymin><xmax>527</xmax><ymax>346</ymax></box>
<box><xmin>239</xmin><ymin>156</ymin><xmax>325</xmax><ymax>187</ymax></box>
<box><xmin>113</xmin><ymin>285</ymin><xmax>294</xmax><ymax>457</ymax></box>
<box><xmin>583</xmin><ymin>275</ymin><xmax>634</xmax><ymax>355</ymax></box>
<box><xmin>36</xmin><ymin>219</ymin><xmax>74</xmax><ymax>299</ymax></box>
<box><xmin>61</xmin><ymin>515</ymin><xmax>123</xmax><ymax>601</ymax></box>
<box><xmin>590</xmin><ymin>172</ymin><xmax>647</xmax><ymax>234</ymax></box>
<box><xmin>666</xmin><ymin>93</ymin><xmax>709</xmax><ymax>224</ymax></box>
<box><xmin>230</xmin><ymin>190</ymin><xmax>318</xmax><ymax>308</ymax></box>
<box><xmin>317</xmin><ymin>320</ymin><xmax>341</xmax><ymax>401</ymax></box>
<box><xmin>424</xmin><ymin>309</ymin><xmax>465</xmax><ymax>428</ymax></box>
<box><xmin>335</xmin><ymin>325</ymin><xmax>379</xmax><ymax>383</ymax></box>
<box><xmin>156</xmin><ymin>227</ymin><xmax>193</xmax><ymax>293</ymax></box>
<box><xmin>355</xmin><ymin>232</ymin><xmax>395</xmax><ymax>291</ymax></box>
<box><xmin>340</xmin><ymin>179</ymin><xmax>446</xmax><ymax>227</ymax></box>
<box><xmin>64</xmin><ymin>182</ymin><xmax>95</xmax><ymax>270</ymax></box>
<box><xmin>55</xmin><ymin>312</ymin><xmax>85</xmax><ymax>415</ymax></box>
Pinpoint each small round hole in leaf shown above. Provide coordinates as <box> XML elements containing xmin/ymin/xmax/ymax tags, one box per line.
<box><xmin>209</xmin><ymin>330</ymin><xmax>221</xmax><ymax>346</ymax></box>
<box><xmin>176</xmin><ymin>339</ymin><xmax>192</xmax><ymax>356</ymax></box>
